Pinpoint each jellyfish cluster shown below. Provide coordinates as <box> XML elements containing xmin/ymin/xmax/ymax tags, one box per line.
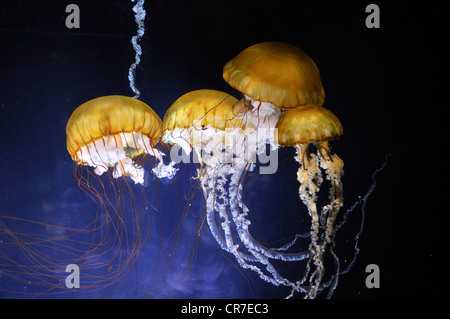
<box><xmin>61</xmin><ymin>42</ymin><xmax>346</xmax><ymax>298</ymax></box>
<box><xmin>163</xmin><ymin>42</ymin><xmax>344</xmax><ymax>298</ymax></box>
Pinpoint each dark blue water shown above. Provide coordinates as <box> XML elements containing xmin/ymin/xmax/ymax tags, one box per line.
<box><xmin>0</xmin><ymin>0</ymin><xmax>439</xmax><ymax>299</ymax></box>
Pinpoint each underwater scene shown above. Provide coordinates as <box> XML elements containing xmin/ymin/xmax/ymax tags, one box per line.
<box><xmin>0</xmin><ymin>0</ymin><xmax>440</xmax><ymax>301</ymax></box>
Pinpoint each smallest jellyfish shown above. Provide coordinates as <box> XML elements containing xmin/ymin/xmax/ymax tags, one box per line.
<box><xmin>276</xmin><ymin>105</ymin><xmax>344</xmax><ymax>298</ymax></box>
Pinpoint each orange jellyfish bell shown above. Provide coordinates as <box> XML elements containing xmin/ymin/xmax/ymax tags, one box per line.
<box><xmin>277</xmin><ymin>105</ymin><xmax>343</xmax><ymax>148</ymax></box>
<box><xmin>276</xmin><ymin>104</ymin><xmax>343</xmax><ymax>168</ymax></box>
<box><xmin>162</xmin><ymin>89</ymin><xmax>245</xmax><ymax>159</ymax></box>
<box><xmin>66</xmin><ymin>95</ymin><xmax>168</xmax><ymax>184</ymax></box>
<box><xmin>223</xmin><ymin>42</ymin><xmax>325</xmax><ymax>109</ymax></box>
<box><xmin>162</xmin><ymin>89</ymin><xmax>243</xmax><ymax>133</ymax></box>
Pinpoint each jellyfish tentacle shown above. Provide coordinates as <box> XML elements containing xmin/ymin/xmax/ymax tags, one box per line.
<box><xmin>292</xmin><ymin>146</ymin><xmax>327</xmax><ymax>298</ymax></box>
<box><xmin>201</xmin><ymin>165</ymin><xmax>259</xmax><ymax>263</ymax></box>
<box><xmin>228</xmin><ymin>100</ymin><xmax>311</xmax><ymax>262</ymax></box>
<box><xmin>201</xmin><ymin>162</ymin><xmax>307</xmax><ymax>291</ymax></box>
<box><xmin>202</xmin><ymin>166</ymin><xmax>230</xmax><ymax>253</ymax></box>
<box><xmin>315</xmin><ymin>153</ymin><xmax>344</xmax><ymax>298</ymax></box>
<box><xmin>289</xmin><ymin>148</ymin><xmax>345</xmax><ymax>299</ymax></box>
<box><xmin>228</xmin><ymin>163</ymin><xmax>310</xmax><ymax>262</ymax></box>
<box><xmin>319</xmin><ymin>153</ymin><xmax>344</xmax><ymax>248</ymax></box>
<box><xmin>271</xmin><ymin>233</ymin><xmax>310</xmax><ymax>252</ymax></box>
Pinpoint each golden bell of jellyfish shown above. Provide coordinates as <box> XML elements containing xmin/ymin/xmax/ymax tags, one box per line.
<box><xmin>223</xmin><ymin>42</ymin><xmax>325</xmax><ymax>110</ymax></box>
<box><xmin>162</xmin><ymin>89</ymin><xmax>245</xmax><ymax>165</ymax></box>
<box><xmin>276</xmin><ymin>105</ymin><xmax>344</xmax><ymax>299</ymax></box>
<box><xmin>162</xmin><ymin>89</ymin><xmax>243</xmax><ymax>132</ymax></box>
<box><xmin>276</xmin><ymin>105</ymin><xmax>343</xmax><ymax>162</ymax></box>
<box><xmin>66</xmin><ymin>95</ymin><xmax>173</xmax><ymax>184</ymax></box>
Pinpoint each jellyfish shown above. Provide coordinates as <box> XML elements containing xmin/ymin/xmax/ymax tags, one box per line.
<box><xmin>2</xmin><ymin>95</ymin><xmax>179</xmax><ymax>297</ymax></box>
<box><xmin>276</xmin><ymin>105</ymin><xmax>344</xmax><ymax>298</ymax></box>
<box><xmin>162</xmin><ymin>89</ymin><xmax>244</xmax><ymax>252</ymax></box>
<box><xmin>0</xmin><ymin>95</ymin><xmax>176</xmax><ymax>297</ymax></box>
<box><xmin>65</xmin><ymin>95</ymin><xmax>178</xmax><ymax>286</ymax></box>
<box><xmin>162</xmin><ymin>89</ymin><xmax>312</xmax><ymax>293</ymax></box>
<box><xmin>66</xmin><ymin>95</ymin><xmax>175</xmax><ymax>183</ymax></box>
